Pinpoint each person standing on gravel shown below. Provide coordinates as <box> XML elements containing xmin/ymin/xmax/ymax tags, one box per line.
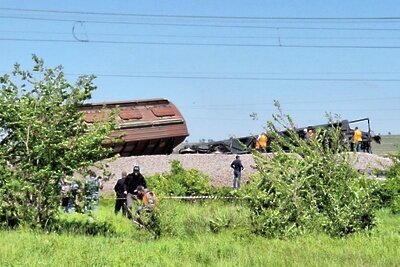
<box><xmin>124</xmin><ymin>165</ymin><xmax>147</xmax><ymax>219</ymax></box>
<box><xmin>114</xmin><ymin>171</ymin><xmax>128</xmax><ymax>217</ymax></box>
<box><xmin>353</xmin><ymin>127</ymin><xmax>363</xmax><ymax>152</ymax></box>
<box><xmin>230</xmin><ymin>155</ymin><xmax>244</xmax><ymax>189</ymax></box>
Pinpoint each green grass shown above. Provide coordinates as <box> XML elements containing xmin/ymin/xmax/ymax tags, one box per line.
<box><xmin>0</xmin><ymin>201</ymin><xmax>399</xmax><ymax>267</ymax></box>
<box><xmin>372</xmin><ymin>134</ymin><xmax>400</xmax><ymax>156</ymax></box>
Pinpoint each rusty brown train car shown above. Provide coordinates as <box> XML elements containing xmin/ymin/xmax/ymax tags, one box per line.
<box><xmin>78</xmin><ymin>98</ymin><xmax>189</xmax><ymax>156</ymax></box>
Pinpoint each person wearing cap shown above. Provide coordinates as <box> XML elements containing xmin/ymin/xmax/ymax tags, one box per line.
<box><xmin>124</xmin><ymin>165</ymin><xmax>147</xmax><ymax>218</ymax></box>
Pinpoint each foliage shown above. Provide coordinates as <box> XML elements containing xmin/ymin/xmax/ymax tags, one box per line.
<box><xmin>245</xmin><ymin>102</ymin><xmax>378</xmax><ymax>238</ymax></box>
<box><xmin>0</xmin><ymin>55</ymin><xmax>116</xmax><ymax>229</ymax></box>
<box><xmin>0</xmin><ymin>208</ymin><xmax>399</xmax><ymax>266</ymax></box>
<box><xmin>147</xmin><ymin>160</ymin><xmax>212</xmax><ymax>196</ymax></box>
<box><xmin>155</xmin><ymin>199</ymin><xmax>250</xmax><ymax>238</ymax></box>
<box><xmin>380</xmin><ymin>149</ymin><xmax>400</xmax><ymax>213</ymax></box>
<box><xmin>209</xmin><ymin>186</ymin><xmax>240</xmax><ymax>197</ymax></box>
<box><xmin>49</xmin><ymin>212</ymin><xmax>115</xmax><ymax>236</ymax></box>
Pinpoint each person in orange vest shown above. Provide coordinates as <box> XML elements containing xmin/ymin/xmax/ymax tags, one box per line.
<box><xmin>353</xmin><ymin>127</ymin><xmax>363</xmax><ymax>152</ymax></box>
<box><xmin>135</xmin><ymin>186</ymin><xmax>156</xmax><ymax>211</ymax></box>
<box><xmin>133</xmin><ymin>185</ymin><xmax>157</xmax><ymax>229</ymax></box>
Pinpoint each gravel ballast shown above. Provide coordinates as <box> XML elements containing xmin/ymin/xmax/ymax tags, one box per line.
<box><xmin>99</xmin><ymin>153</ymin><xmax>393</xmax><ymax>195</ymax></box>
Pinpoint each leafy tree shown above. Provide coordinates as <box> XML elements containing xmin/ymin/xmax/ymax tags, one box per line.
<box><xmin>245</xmin><ymin>102</ymin><xmax>378</xmax><ymax>238</ymax></box>
<box><xmin>0</xmin><ymin>55</ymin><xmax>116</xmax><ymax>228</ymax></box>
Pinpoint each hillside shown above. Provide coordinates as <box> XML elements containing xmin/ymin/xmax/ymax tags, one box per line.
<box><xmin>371</xmin><ymin>134</ymin><xmax>400</xmax><ymax>156</ymax></box>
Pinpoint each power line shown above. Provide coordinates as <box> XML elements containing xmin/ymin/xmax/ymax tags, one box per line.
<box><xmin>64</xmin><ymin>73</ymin><xmax>400</xmax><ymax>81</ymax></box>
<box><xmin>2</xmin><ymin>15</ymin><xmax>400</xmax><ymax>31</ymax></box>
<box><xmin>4</xmin><ymin>71</ymin><xmax>400</xmax><ymax>82</ymax></box>
<box><xmin>3</xmin><ymin>29</ymin><xmax>400</xmax><ymax>41</ymax></box>
<box><xmin>5</xmin><ymin>69</ymin><xmax>400</xmax><ymax>75</ymax></box>
<box><xmin>180</xmin><ymin>96</ymin><xmax>400</xmax><ymax>108</ymax></box>
<box><xmin>2</xmin><ymin>7</ymin><xmax>400</xmax><ymax>21</ymax></box>
<box><xmin>186</xmin><ymin>96</ymin><xmax>400</xmax><ymax>109</ymax></box>
<box><xmin>188</xmin><ymin>107</ymin><xmax>400</xmax><ymax>112</ymax></box>
<box><xmin>3</xmin><ymin>37</ymin><xmax>400</xmax><ymax>49</ymax></box>
<box><xmin>10</xmin><ymin>69</ymin><xmax>400</xmax><ymax>81</ymax></box>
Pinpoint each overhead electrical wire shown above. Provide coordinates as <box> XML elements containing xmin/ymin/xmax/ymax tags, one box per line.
<box><xmin>181</xmin><ymin>96</ymin><xmax>400</xmax><ymax>107</ymax></box>
<box><xmin>4</xmin><ymin>69</ymin><xmax>400</xmax><ymax>75</ymax></box>
<box><xmin>2</xmin><ymin>7</ymin><xmax>400</xmax><ymax>49</ymax></box>
<box><xmin>2</xmin><ymin>15</ymin><xmax>400</xmax><ymax>31</ymax></box>
<box><xmin>66</xmin><ymin>73</ymin><xmax>400</xmax><ymax>81</ymax></box>
<box><xmin>2</xmin><ymin>29</ymin><xmax>400</xmax><ymax>40</ymax></box>
<box><xmin>3</xmin><ymin>37</ymin><xmax>400</xmax><ymax>49</ymax></box>
<box><xmin>3</xmin><ymin>69</ymin><xmax>400</xmax><ymax>81</ymax></box>
<box><xmin>2</xmin><ymin>7</ymin><xmax>400</xmax><ymax>21</ymax></box>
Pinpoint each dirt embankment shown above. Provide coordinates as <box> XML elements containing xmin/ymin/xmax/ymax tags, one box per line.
<box><xmin>99</xmin><ymin>153</ymin><xmax>393</xmax><ymax>195</ymax></box>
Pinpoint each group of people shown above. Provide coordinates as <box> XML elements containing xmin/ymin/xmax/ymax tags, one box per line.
<box><xmin>230</xmin><ymin>132</ymin><xmax>268</xmax><ymax>189</ymax></box>
<box><xmin>59</xmin><ymin>171</ymin><xmax>103</xmax><ymax>213</ymax></box>
<box><xmin>56</xmin><ymin>125</ymin><xmax>370</xmax><ymax>232</ymax></box>
<box><xmin>230</xmin><ymin>126</ymin><xmax>370</xmax><ymax>189</ymax></box>
<box><xmin>59</xmin><ymin>165</ymin><xmax>156</xmax><ymax>228</ymax></box>
<box><xmin>303</xmin><ymin>126</ymin><xmax>369</xmax><ymax>153</ymax></box>
<box><xmin>60</xmin><ymin>125</ymin><xmax>365</xmax><ymax>219</ymax></box>
<box><xmin>113</xmin><ymin>165</ymin><xmax>156</xmax><ymax>227</ymax></box>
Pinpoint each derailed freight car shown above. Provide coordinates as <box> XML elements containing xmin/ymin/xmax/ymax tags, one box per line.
<box><xmin>178</xmin><ymin>118</ymin><xmax>381</xmax><ymax>154</ymax></box>
<box><xmin>79</xmin><ymin>98</ymin><xmax>189</xmax><ymax>156</ymax></box>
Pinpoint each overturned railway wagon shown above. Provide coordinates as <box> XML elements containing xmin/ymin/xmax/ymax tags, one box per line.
<box><xmin>179</xmin><ymin>118</ymin><xmax>380</xmax><ymax>154</ymax></box>
<box><xmin>79</xmin><ymin>98</ymin><xmax>189</xmax><ymax>156</ymax></box>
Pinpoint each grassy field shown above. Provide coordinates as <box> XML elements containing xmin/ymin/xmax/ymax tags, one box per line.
<box><xmin>0</xmin><ymin>200</ymin><xmax>399</xmax><ymax>267</ymax></box>
<box><xmin>372</xmin><ymin>134</ymin><xmax>400</xmax><ymax>156</ymax></box>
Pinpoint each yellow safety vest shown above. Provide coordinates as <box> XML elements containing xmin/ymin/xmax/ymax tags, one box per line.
<box><xmin>258</xmin><ymin>134</ymin><xmax>267</xmax><ymax>148</ymax></box>
<box><xmin>353</xmin><ymin>129</ymin><xmax>362</xmax><ymax>142</ymax></box>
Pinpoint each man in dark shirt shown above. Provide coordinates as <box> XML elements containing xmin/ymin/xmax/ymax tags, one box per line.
<box><xmin>114</xmin><ymin>171</ymin><xmax>128</xmax><ymax>216</ymax></box>
<box><xmin>230</xmin><ymin>155</ymin><xmax>244</xmax><ymax>189</ymax></box>
<box><xmin>124</xmin><ymin>165</ymin><xmax>147</xmax><ymax>218</ymax></box>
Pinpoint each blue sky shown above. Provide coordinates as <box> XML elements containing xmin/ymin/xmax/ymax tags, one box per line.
<box><xmin>1</xmin><ymin>1</ymin><xmax>400</xmax><ymax>142</ymax></box>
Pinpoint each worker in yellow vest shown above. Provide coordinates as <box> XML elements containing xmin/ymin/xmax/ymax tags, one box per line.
<box><xmin>257</xmin><ymin>133</ymin><xmax>268</xmax><ymax>153</ymax></box>
<box><xmin>353</xmin><ymin>127</ymin><xmax>363</xmax><ymax>152</ymax></box>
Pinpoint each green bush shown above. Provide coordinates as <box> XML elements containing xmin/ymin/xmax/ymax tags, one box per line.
<box><xmin>148</xmin><ymin>160</ymin><xmax>212</xmax><ymax>196</ymax></box>
<box><xmin>49</xmin><ymin>213</ymin><xmax>115</xmax><ymax>236</ymax></box>
<box><xmin>380</xmin><ymin>150</ymin><xmax>400</xmax><ymax>213</ymax></box>
<box><xmin>245</xmin><ymin>105</ymin><xmax>378</xmax><ymax>238</ymax></box>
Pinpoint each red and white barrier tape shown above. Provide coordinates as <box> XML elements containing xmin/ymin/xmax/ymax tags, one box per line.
<box><xmin>108</xmin><ymin>195</ymin><xmax>238</xmax><ymax>200</ymax></box>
